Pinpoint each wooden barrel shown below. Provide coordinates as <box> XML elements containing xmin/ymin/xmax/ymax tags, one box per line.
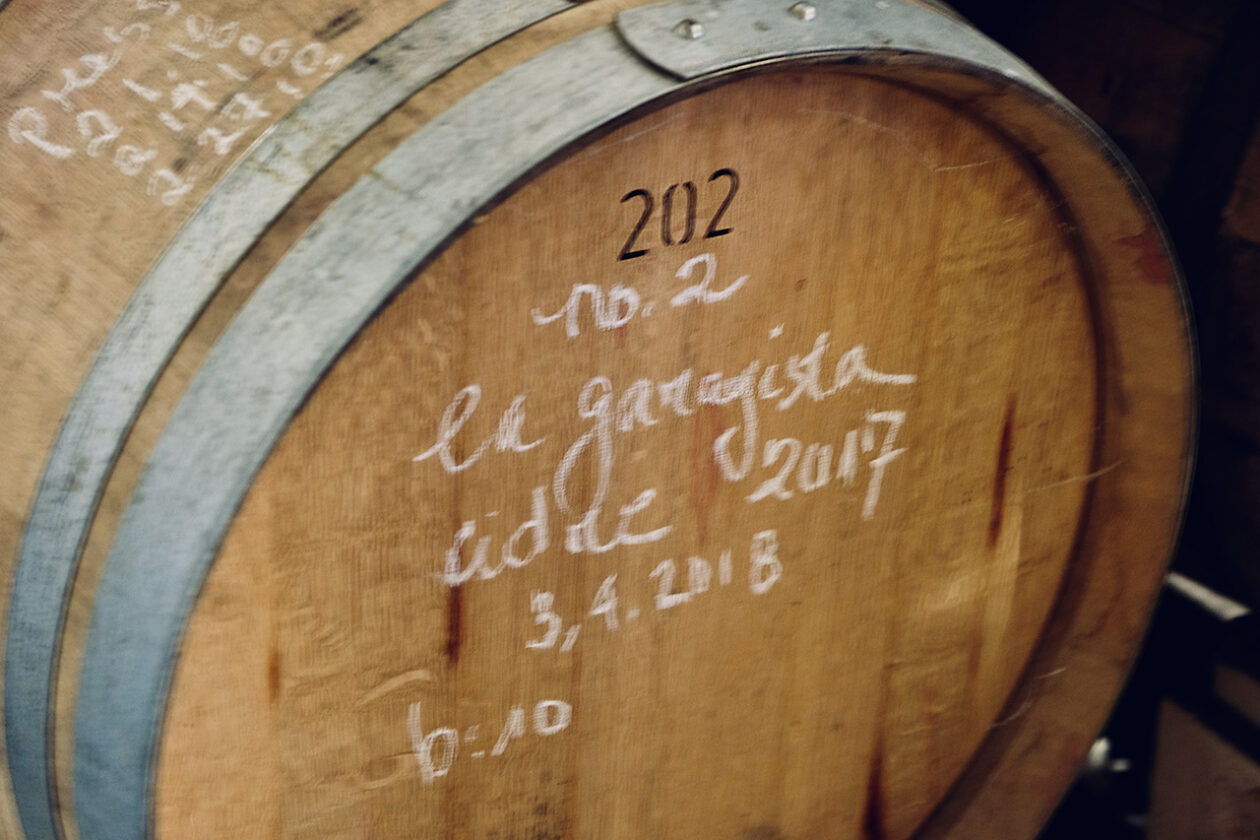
<box><xmin>0</xmin><ymin>1</ymin><xmax>1194</xmax><ymax>839</ymax></box>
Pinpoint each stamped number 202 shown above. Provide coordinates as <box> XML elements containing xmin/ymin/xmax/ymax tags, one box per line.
<box><xmin>618</xmin><ymin>168</ymin><xmax>739</xmax><ymax>260</ymax></box>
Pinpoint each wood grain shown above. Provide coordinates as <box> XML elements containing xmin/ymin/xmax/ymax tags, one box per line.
<box><xmin>0</xmin><ymin>2</ymin><xmax>1193</xmax><ymax>839</ymax></box>
<box><xmin>160</xmin><ymin>69</ymin><xmax>1098</xmax><ymax>840</ymax></box>
<box><xmin>0</xmin><ymin>1</ymin><xmax>454</xmax><ymax>837</ymax></box>
<box><xmin>49</xmin><ymin>4</ymin><xmax>650</xmax><ymax>840</ymax></box>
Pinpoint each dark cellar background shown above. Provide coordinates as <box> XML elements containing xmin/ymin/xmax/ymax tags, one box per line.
<box><xmin>949</xmin><ymin>0</ymin><xmax>1260</xmax><ymax>837</ymax></box>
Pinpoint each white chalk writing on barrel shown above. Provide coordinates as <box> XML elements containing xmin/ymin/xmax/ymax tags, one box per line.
<box><xmin>412</xmin><ymin>306</ymin><xmax>918</xmax><ymax>590</ymax></box>
<box><xmin>524</xmin><ymin>529</ymin><xmax>784</xmax><ymax>654</ymax></box>
<box><xmin>5</xmin><ymin>0</ymin><xmax>345</xmax><ymax>205</ymax></box>
<box><xmin>407</xmin><ymin>699</ymin><xmax>573</xmax><ymax>784</ymax></box>
<box><xmin>530</xmin><ymin>252</ymin><xmax>749</xmax><ymax>338</ymax></box>
<box><xmin>403</xmin><ymin>193</ymin><xmax>918</xmax><ymax>784</ymax></box>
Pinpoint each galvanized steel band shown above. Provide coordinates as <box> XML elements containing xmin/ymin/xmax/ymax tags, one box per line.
<box><xmin>5</xmin><ymin>1</ymin><xmax>1052</xmax><ymax>837</ymax></box>
<box><xmin>3</xmin><ymin>3</ymin><xmax>573</xmax><ymax>839</ymax></box>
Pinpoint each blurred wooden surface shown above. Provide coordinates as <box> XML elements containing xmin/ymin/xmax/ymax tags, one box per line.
<box><xmin>1149</xmin><ymin>701</ymin><xmax>1260</xmax><ymax>840</ymax></box>
<box><xmin>954</xmin><ymin>0</ymin><xmax>1260</xmax><ymax>612</ymax></box>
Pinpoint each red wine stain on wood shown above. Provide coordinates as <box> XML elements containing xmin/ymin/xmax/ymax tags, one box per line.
<box><xmin>1117</xmin><ymin>228</ymin><xmax>1172</xmax><ymax>286</ymax></box>
<box><xmin>988</xmin><ymin>397</ymin><xmax>1017</xmax><ymax>550</ymax></box>
<box><xmin>446</xmin><ymin>581</ymin><xmax>463</xmax><ymax>666</ymax></box>
<box><xmin>267</xmin><ymin>647</ymin><xmax>282</xmax><ymax>705</ymax></box>
<box><xmin>861</xmin><ymin>744</ymin><xmax>886</xmax><ymax>840</ymax></box>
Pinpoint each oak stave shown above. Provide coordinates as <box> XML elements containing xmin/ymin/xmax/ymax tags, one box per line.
<box><xmin>0</xmin><ymin>2</ymin><xmax>1194</xmax><ymax>839</ymax></box>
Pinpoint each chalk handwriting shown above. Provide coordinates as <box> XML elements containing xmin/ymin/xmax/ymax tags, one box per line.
<box><xmin>43</xmin><ymin>51</ymin><xmax>123</xmax><ymax>112</ymax></box>
<box><xmin>525</xmin><ymin>530</ymin><xmax>783</xmax><ymax>653</ymax></box>
<box><xmin>412</xmin><ymin>386</ymin><xmax>545</xmax><ymax>474</ymax></box>
<box><xmin>414</xmin><ymin>320</ymin><xmax>915</xmax><ymax>588</ymax></box>
<box><xmin>531</xmin><ymin>252</ymin><xmax>748</xmax><ymax>338</ymax></box>
<box><xmin>5</xmin><ymin>3</ymin><xmax>346</xmax><ymax>205</ymax></box>
<box><xmin>8</xmin><ymin>108</ymin><xmax>74</xmax><ymax>159</ymax></box>
<box><xmin>746</xmin><ymin>409</ymin><xmax>907</xmax><ymax>520</ymax></box>
<box><xmin>407</xmin><ymin>699</ymin><xmax>572</xmax><ymax>784</ymax></box>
